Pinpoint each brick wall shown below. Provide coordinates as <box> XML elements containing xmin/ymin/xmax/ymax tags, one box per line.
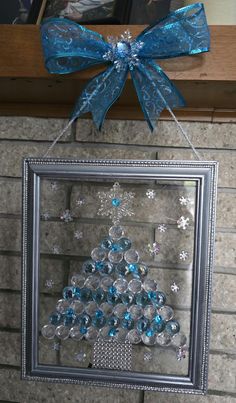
<box><xmin>0</xmin><ymin>117</ymin><xmax>235</xmax><ymax>402</ymax></box>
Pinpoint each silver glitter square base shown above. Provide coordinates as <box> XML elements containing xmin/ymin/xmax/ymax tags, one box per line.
<box><xmin>92</xmin><ymin>339</ymin><xmax>132</xmax><ymax>371</ymax></box>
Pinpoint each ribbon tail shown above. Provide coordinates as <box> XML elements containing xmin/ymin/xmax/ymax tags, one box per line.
<box><xmin>131</xmin><ymin>60</ymin><xmax>185</xmax><ymax>131</ymax></box>
<box><xmin>71</xmin><ymin>65</ymin><xmax>128</xmax><ymax>130</ymax></box>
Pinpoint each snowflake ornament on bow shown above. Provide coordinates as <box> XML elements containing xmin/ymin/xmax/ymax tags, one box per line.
<box><xmin>97</xmin><ymin>182</ymin><xmax>135</xmax><ymax>224</ymax></box>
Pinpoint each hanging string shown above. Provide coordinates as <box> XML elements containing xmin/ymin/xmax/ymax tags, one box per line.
<box><xmin>43</xmin><ymin>118</ymin><xmax>76</xmax><ymax>158</ymax></box>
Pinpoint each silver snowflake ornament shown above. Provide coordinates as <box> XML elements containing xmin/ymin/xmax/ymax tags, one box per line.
<box><xmin>179</xmin><ymin>196</ymin><xmax>191</xmax><ymax>206</ymax></box>
<box><xmin>52</xmin><ymin>342</ymin><xmax>60</xmax><ymax>351</ymax></box>
<box><xmin>146</xmin><ymin>189</ymin><xmax>156</xmax><ymax>199</ymax></box>
<box><xmin>171</xmin><ymin>282</ymin><xmax>180</xmax><ymax>293</ymax></box>
<box><xmin>50</xmin><ymin>181</ymin><xmax>59</xmax><ymax>191</ymax></box>
<box><xmin>60</xmin><ymin>209</ymin><xmax>73</xmax><ymax>223</ymax></box>
<box><xmin>179</xmin><ymin>250</ymin><xmax>189</xmax><ymax>261</ymax></box>
<box><xmin>74</xmin><ymin>230</ymin><xmax>83</xmax><ymax>240</ymax></box>
<box><xmin>74</xmin><ymin>351</ymin><xmax>87</xmax><ymax>362</ymax></box>
<box><xmin>177</xmin><ymin>216</ymin><xmax>190</xmax><ymax>230</ymax></box>
<box><xmin>52</xmin><ymin>244</ymin><xmax>61</xmax><ymax>255</ymax></box>
<box><xmin>147</xmin><ymin>242</ymin><xmax>161</xmax><ymax>257</ymax></box>
<box><xmin>97</xmin><ymin>182</ymin><xmax>135</xmax><ymax>225</ymax></box>
<box><xmin>103</xmin><ymin>31</ymin><xmax>144</xmax><ymax>73</ymax></box>
<box><xmin>76</xmin><ymin>197</ymin><xmax>85</xmax><ymax>206</ymax></box>
<box><xmin>45</xmin><ymin>279</ymin><xmax>54</xmax><ymax>289</ymax></box>
<box><xmin>176</xmin><ymin>346</ymin><xmax>187</xmax><ymax>361</ymax></box>
<box><xmin>158</xmin><ymin>224</ymin><xmax>167</xmax><ymax>233</ymax></box>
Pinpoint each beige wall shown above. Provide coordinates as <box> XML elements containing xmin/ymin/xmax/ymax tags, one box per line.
<box><xmin>0</xmin><ymin>117</ymin><xmax>235</xmax><ymax>402</ymax></box>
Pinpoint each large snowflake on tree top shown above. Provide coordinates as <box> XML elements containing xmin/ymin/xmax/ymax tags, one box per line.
<box><xmin>42</xmin><ymin>183</ymin><xmax>184</xmax><ymax>350</ymax></box>
<box><xmin>97</xmin><ymin>182</ymin><xmax>135</xmax><ymax>224</ymax></box>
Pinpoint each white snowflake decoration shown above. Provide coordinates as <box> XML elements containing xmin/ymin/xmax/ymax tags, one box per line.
<box><xmin>41</xmin><ymin>212</ymin><xmax>51</xmax><ymax>221</ymax></box>
<box><xmin>97</xmin><ymin>182</ymin><xmax>135</xmax><ymax>225</ymax></box>
<box><xmin>74</xmin><ymin>351</ymin><xmax>87</xmax><ymax>362</ymax></box>
<box><xmin>146</xmin><ymin>189</ymin><xmax>156</xmax><ymax>199</ymax></box>
<box><xmin>74</xmin><ymin>230</ymin><xmax>83</xmax><ymax>240</ymax></box>
<box><xmin>60</xmin><ymin>209</ymin><xmax>73</xmax><ymax>223</ymax></box>
<box><xmin>179</xmin><ymin>250</ymin><xmax>189</xmax><ymax>261</ymax></box>
<box><xmin>158</xmin><ymin>224</ymin><xmax>167</xmax><ymax>233</ymax></box>
<box><xmin>176</xmin><ymin>346</ymin><xmax>187</xmax><ymax>361</ymax></box>
<box><xmin>171</xmin><ymin>282</ymin><xmax>180</xmax><ymax>293</ymax></box>
<box><xmin>177</xmin><ymin>216</ymin><xmax>190</xmax><ymax>230</ymax></box>
<box><xmin>179</xmin><ymin>196</ymin><xmax>191</xmax><ymax>206</ymax></box>
<box><xmin>52</xmin><ymin>245</ymin><xmax>61</xmax><ymax>255</ymax></box>
<box><xmin>50</xmin><ymin>181</ymin><xmax>59</xmax><ymax>191</ymax></box>
<box><xmin>45</xmin><ymin>279</ymin><xmax>54</xmax><ymax>289</ymax></box>
<box><xmin>76</xmin><ymin>197</ymin><xmax>85</xmax><ymax>206</ymax></box>
<box><xmin>52</xmin><ymin>342</ymin><xmax>60</xmax><ymax>351</ymax></box>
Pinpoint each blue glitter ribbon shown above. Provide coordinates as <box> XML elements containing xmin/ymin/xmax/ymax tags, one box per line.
<box><xmin>40</xmin><ymin>3</ymin><xmax>210</xmax><ymax>131</ymax></box>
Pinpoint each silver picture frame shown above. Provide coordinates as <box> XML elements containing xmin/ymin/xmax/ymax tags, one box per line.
<box><xmin>22</xmin><ymin>158</ymin><xmax>218</xmax><ymax>394</ymax></box>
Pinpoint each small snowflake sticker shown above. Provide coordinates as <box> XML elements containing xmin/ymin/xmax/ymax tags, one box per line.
<box><xmin>147</xmin><ymin>242</ymin><xmax>161</xmax><ymax>257</ymax></box>
<box><xmin>146</xmin><ymin>189</ymin><xmax>156</xmax><ymax>199</ymax></box>
<box><xmin>41</xmin><ymin>212</ymin><xmax>51</xmax><ymax>221</ymax></box>
<box><xmin>60</xmin><ymin>209</ymin><xmax>73</xmax><ymax>223</ymax></box>
<box><xmin>74</xmin><ymin>351</ymin><xmax>87</xmax><ymax>362</ymax></box>
<box><xmin>52</xmin><ymin>245</ymin><xmax>61</xmax><ymax>255</ymax></box>
<box><xmin>177</xmin><ymin>216</ymin><xmax>190</xmax><ymax>230</ymax></box>
<box><xmin>50</xmin><ymin>181</ymin><xmax>59</xmax><ymax>191</ymax></box>
<box><xmin>45</xmin><ymin>279</ymin><xmax>54</xmax><ymax>289</ymax></box>
<box><xmin>179</xmin><ymin>196</ymin><xmax>191</xmax><ymax>206</ymax></box>
<box><xmin>52</xmin><ymin>342</ymin><xmax>60</xmax><ymax>351</ymax></box>
<box><xmin>179</xmin><ymin>250</ymin><xmax>189</xmax><ymax>261</ymax></box>
<box><xmin>74</xmin><ymin>230</ymin><xmax>83</xmax><ymax>240</ymax></box>
<box><xmin>176</xmin><ymin>346</ymin><xmax>187</xmax><ymax>361</ymax></box>
<box><xmin>158</xmin><ymin>224</ymin><xmax>167</xmax><ymax>233</ymax></box>
<box><xmin>76</xmin><ymin>197</ymin><xmax>85</xmax><ymax>206</ymax></box>
<box><xmin>171</xmin><ymin>282</ymin><xmax>180</xmax><ymax>293</ymax></box>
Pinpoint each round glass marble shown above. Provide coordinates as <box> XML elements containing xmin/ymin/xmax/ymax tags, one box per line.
<box><xmin>84</xmin><ymin>275</ymin><xmax>100</xmax><ymax>290</ymax></box>
<box><xmin>121</xmin><ymin>291</ymin><xmax>135</xmax><ymax>305</ymax></box>
<box><xmin>108</xmin><ymin>250</ymin><xmax>123</xmax><ymax>264</ymax></box>
<box><xmin>85</xmin><ymin>326</ymin><xmax>99</xmax><ymax>343</ymax></box>
<box><xmin>165</xmin><ymin>320</ymin><xmax>180</xmax><ymax>336</ymax></box>
<box><xmin>41</xmin><ymin>324</ymin><xmax>55</xmax><ymax>339</ymax></box>
<box><xmin>100</xmin><ymin>302</ymin><xmax>113</xmax><ymax>316</ymax></box>
<box><xmin>55</xmin><ymin>325</ymin><xmax>70</xmax><ymax>340</ymax></box>
<box><xmin>143</xmin><ymin>305</ymin><xmax>156</xmax><ymax>320</ymax></box>
<box><xmin>70</xmin><ymin>326</ymin><xmax>84</xmax><ymax>341</ymax></box>
<box><xmin>109</xmin><ymin>225</ymin><xmax>124</xmax><ymax>240</ymax></box>
<box><xmin>124</xmin><ymin>249</ymin><xmax>140</xmax><ymax>264</ymax></box>
<box><xmin>113</xmin><ymin>278</ymin><xmax>128</xmax><ymax>294</ymax></box>
<box><xmin>113</xmin><ymin>303</ymin><xmax>127</xmax><ymax>318</ymax></box>
<box><xmin>91</xmin><ymin>247</ymin><xmax>106</xmax><ymax>262</ymax></box>
<box><xmin>143</xmin><ymin>278</ymin><xmax>157</xmax><ymax>292</ymax></box>
<box><xmin>100</xmin><ymin>276</ymin><xmax>113</xmax><ymax>291</ymax></box>
<box><xmin>158</xmin><ymin>305</ymin><xmax>174</xmax><ymax>321</ymax></box>
<box><xmin>171</xmin><ymin>332</ymin><xmax>187</xmax><ymax>347</ymax></box>
<box><xmin>128</xmin><ymin>279</ymin><xmax>142</xmax><ymax>294</ymax></box>
<box><xmin>82</xmin><ymin>260</ymin><xmax>96</xmax><ymax>274</ymax></box>
<box><xmin>85</xmin><ymin>301</ymin><xmax>98</xmax><ymax>316</ymax></box>
<box><xmin>100</xmin><ymin>237</ymin><xmax>113</xmax><ymax>251</ymax></box>
<box><xmin>70</xmin><ymin>300</ymin><xmax>84</xmax><ymax>315</ymax></box>
<box><xmin>70</xmin><ymin>274</ymin><xmax>85</xmax><ymax>288</ymax></box>
<box><xmin>56</xmin><ymin>299</ymin><xmax>71</xmax><ymax>314</ymax></box>
<box><xmin>156</xmin><ymin>332</ymin><xmax>172</xmax><ymax>346</ymax></box>
<box><xmin>128</xmin><ymin>305</ymin><xmax>143</xmax><ymax>320</ymax></box>
<box><xmin>127</xmin><ymin>329</ymin><xmax>142</xmax><ymax>344</ymax></box>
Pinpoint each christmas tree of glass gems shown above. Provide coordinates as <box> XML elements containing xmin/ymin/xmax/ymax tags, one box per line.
<box><xmin>42</xmin><ymin>182</ymin><xmax>182</xmax><ymax>347</ymax></box>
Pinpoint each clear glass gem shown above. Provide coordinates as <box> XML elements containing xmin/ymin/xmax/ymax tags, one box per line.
<box><xmin>119</xmin><ymin>238</ymin><xmax>132</xmax><ymax>251</ymax></box>
<box><xmin>108</xmin><ymin>250</ymin><xmax>123</xmax><ymax>263</ymax></box>
<box><xmin>85</xmin><ymin>326</ymin><xmax>99</xmax><ymax>343</ymax></box>
<box><xmin>49</xmin><ymin>312</ymin><xmax>62</xmax><ymax>326</ymax></box>
<box><xmin>115</xmin><ymin>327</ymin><xmax>128</xmax><ymax>342</ymax></box>
<box><xmin>91</xmin><ymin>247</ymin><xmax>106</xmax><ymax>262</ymax></box>
<box><xmin>148</xmin><ymin>290</ymin><xmax>166</xmax><ymax>307</ymax></box>
<box><xmin>121</xmin><ymin>291</ymin><xmax>135</xmax><ymax>305</ymax></box>
<box><xmin>116</xmin><ymin>261</ymin><xmax>129</xmax><ymax>277</ymax></box>
<box><xmin>100</xmin><ymin>237</ymin><xmax>113</xmax><ymax>250</ymax></box>
<box><xmin>63</xmin><ymin>286</ymin><xmax>75</xmax><ymax>299</ymax></box>
<box><xmin>165</xmin><ymin>320</ymin><xmax>180</xmax><ymax>335</ymax></box>
<box><xmin>82</xmin><ymin>260</ymin><xmax>96</xmax><ymax>274</ymax></box>
<box><xmin>100</xmin><ymin>276</ymin><xmax>113</xmax><ymax>291</ymax></box>
<box><xmin>113</xmin><ymin>278</ymin><xmax>128</xmax><ymax>294</ymax></box>
<box><xmin>137</xmin><ymin>264</ymin><xmax>148</xmax><ymax>278</ymax></box>
<box><xmin>92</xmin><ymin>288</ymin><xmax>106</xmax><ymax>304</ymax></box>
<box><xmin>107</xmin><ymin>315</ymin><xmax>120</xmax><ymax>327</ymax></box>
<box><xmin>136</xmin><ymin>291</ymin><xmax>149</xmax><ymax>307</ymax></box>
<box><xmin>56</xmin><ymin>299</ymin><xmax>70</xmax><ymax>314</ymax></box>
<box><xmin>124</xmin><ymin>249</ymin><xmax>140</xmax><ymax>264</ymax></box>
<box><xmin>143</xmin><ymin>278</ymin><xmax>157</xmax><ymax>292</ymax></box>
<box><xmin>158</xmin><ymin>305</ymin><xmax>174</xmax><ymax>321</ymax></box>
<box><xmin>41</xmin><ymin>324</ymin><xmax>55</xmax><ymax>339</ymax></box>
<box><xmin>99</xmin><ymin>326</ymin><xmax>110</xmax><ymax>340</ymax></box>
<box><xmin>55</xmin><ymin>325</ymin><xmax>70</xmax><ymax>340</ymax></box>
<box><xmin>84</xmin><ymin>275</ymin><xmax>100</xmax><ymax>290</ymax></box>
<box><xmin>141</xmin><ymin>331</ymin><xmax>157</xmax><ymax>346</ymax></box>
<box><xmin>100</xmin><ymin>261</ymin><xmax>114</xmax><ymax>276</ymax></box>
<box><xmin>70</xmin><ymin>274</ymin><xmax>85</xmax><ymax>288</ymax></box>
<box><xmin>79</xmin><ymin>288</ymin><xmax>92</xmax><ymax>303</ymax></box>
<box><xmin>70</xmin><ymin>326</ymin><xmax>84</xmax><ymax>340</ymax></box>
<box><xmin>128</xmin><ymin>305</ymin><xmax>143</xmax><ymax>320</ymax></box>
<box><xmin>85</xmin><ymin>301</ymin><xmax>98</xmax><ymax>316</ymax></box>
<box><xmin>171</xmin><ymin>332</ymin><xmax>187</xmax><ymax>347</ymax></box>
<box><xmin>136</xmin><ymin>317</ymin><xmax>149</xmax><ymax>333</ymax></box>
<box><xmin>127</xmin><ymin>329</ymin><xmax>141</xmax><ymax>344</ymax></box>
<box><xmin>113</xmin><ymin>303</ymin><xmax>127</xmax><ymax>318</ymax></box>
<box><xmin>109</xmin><ymin>225</ymin><xmax>124</xmax><ymax>240</ymax></box>
<box><xmin>151</xmin><ymin>315</ymin><xmax>165</xmax><ymax>333</ymax></box>
<box><xmin>70</xmin><ymin>300</ymin><xmax>84</xmax><ymax>315</ymax></box>
<box><xmin>143</xmin><ymin>305</ymin><xmax>156</xmax><ymax>320</ymax></box>
<box><xmin>128</xmin><ymin>279</ymin><xmax>142</xmax><ymax>294</ymax></box>
<box><xmin>100</xmin><ymin>302</ymin><xmax>113</xmax><ymax>316</ymax></box>
<box><xmin>156</xmin><ymin>332</ymin><xmax>172</xmax><ymax>346</ymax></box>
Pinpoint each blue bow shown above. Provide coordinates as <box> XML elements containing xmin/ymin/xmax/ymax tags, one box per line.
<box><xmin>40</xmin><ymin>3</ymin><xmax>210</xmax><ymax>131</ymax></box>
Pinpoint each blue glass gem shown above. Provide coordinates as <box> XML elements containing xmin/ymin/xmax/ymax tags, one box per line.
<box><xmin>107</xmin><ymin>291</ymin><xmax>120</xmax><ymax>304</ymax></box>
<box><xmin>92</xmin><ymin>311</ymin><xmax>106</xmax><ymax>328</ymax></box>
<box><xmin>121</xmin><ymin>291</ymin><xmax>134</xmax><ymax>305</ymax></box>
<box><xmin>73</xmin><ymin>287</ymin><xmax>81</xmax><ymax>299</ymax></box>
<box><xmin>49</xmin><ymin>312</ymin><xmax>61</xmax><ymax>325</ymax></box>
<box><xmin>100</xmin><ymin>237</ymin><xmax>113</xmax><ymax>250</ymax></box>
<box><xmin>116</xmin><ymin>41</ymin><xmax>131</xmax><ymax>58</ymax></box>
<box><xmin>108</xmin><ymin>327</ymin><xmax>118</xmax><ymax>337</ymax></box>
<box><xmin>146</xmin><ymin>328</ymin><xmax>155</xmax><ymax>338</ymax></box>
<box><xmin>63</xmin><ymin>286</ymin><xmax>74</xmax><ymax>299</ymax></box>
<box><xmin>119</xmin><ymin>238</ymin><xmax>132</xmax><ymax>251</ymax></box>
<box><xmin>92</xmin><ymin>288</ymin><xmax>106</xmax><ymax>304</ymax></box>
<box><xmin>165</xmin><ymin>320</ymin><xmax>180</xmax><ymax>336</ymax></box>
<box><xmin>108</xmin><ymin>286</ymin><xmax>117</xmax><ymax>295</ymax></box>
<box><xmin>136</xmin><ymin>317</ymin><xmax>149</xmax><ymax>333</ymax></box>
<box><xmin>107</xmin><ymin>315</ymin><xmax>120</xmax><ymax>328</ymax></box>
<box><xmin>154</xmin><ymin>314</ymin><xmax>163</xmax><ymax>324</ymax></box>
<box><xmin>79</xmin><ymin>313</ymin><xmax>91</xmax><ymax>327</ymax></box>
<box><xmin>95</xmin><ymin>309</ymin><xmax>103</xmax><ymax>319</ymax></box>
<box><xmin>111</xmin><ymin>243</ymin><xmax>122</xmax><ymax>252</ymax></box>
<box><xmin>128</xmin><ymin>263</ymin><xmax>138</xmax><ymax>274</ymax></box>
<box><xmin>80</xmin><ymin>326</ymin><xmax>88</xmax><ymax>335</ymax></box>
<box><xmin>79</xmin><ymin>287</ymin><xmax>92</xmax><ymax>303</ymax></box>
<box><xmin>65</xmin><ymin>308</ymin><xmax>75</xmax><ymax>318</ymax></box>
<box><xmin>112</xmin><ymin>198</ymin><xmax>121</xmax><ymax>207</ymax></box>
<box><xmin>151</xmin><ymin>315</ymin><xmax>165</xmax><ymax>333</ymax></box>
<box><xmin>148</xmin><ymin>291</ymin><xmax>166</xmax><ymax>307</ymax></box>
<box><xmin>124</xmin><ymin>312</ymin><xmax>132</xmax><ymax>321</ymax></box>
<box><xmin>121</xmin><ymin>318</ymin><xmax>134</xmax><ymax>330</ymax></box>
<box><xmin>82</xmin><ymin>260</ymin><xmax>96</xmax><ymax>274</ymax></box>
<box><xmin>95</xmin><ymin>261</ymin><xmax>104</xmax><ymax>271</ymax></box>
<box><xmin>63</xmin><ymin>316</ymin><xmax>74</xmax><ymax>326</ymax></box>
<box><xmin>136</xmin><ymin>291</ymin><xmax>149</xmax><ymax>307</ymax></box>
